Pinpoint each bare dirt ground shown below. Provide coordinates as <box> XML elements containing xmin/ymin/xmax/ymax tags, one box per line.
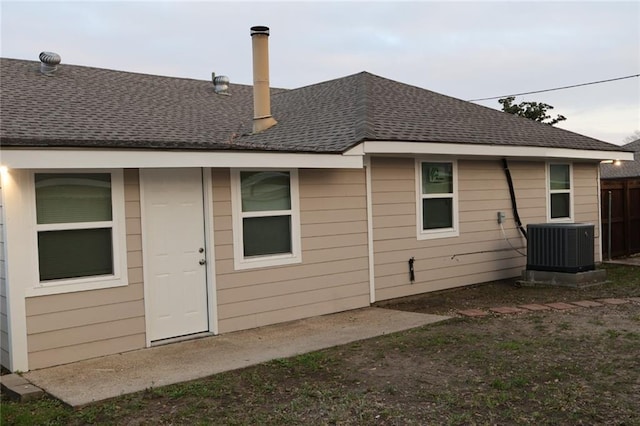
<box><xmin>110</xmin><ymin>300</ymin><xmax>640</xmax><ymax>425</ymax></box>
<box><xmin>377</xmin><ymin>265</ymin><xmax>639</xmax><ymax>316</ymax></box>
<box><xmin>2</xmin><ymin>264</ymin><xmax>639</xmax><ymax>425</ymax></box>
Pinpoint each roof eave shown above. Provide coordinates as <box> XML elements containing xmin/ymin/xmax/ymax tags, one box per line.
<box><xmin>0</xmin><ymin>147</ymin><xmax>364</xmax><ymax>169</ymax></box>
<box><xmin>358</xmin><ymin>140</ymin><xmax>634</xmax><ymax>162</ymax></box>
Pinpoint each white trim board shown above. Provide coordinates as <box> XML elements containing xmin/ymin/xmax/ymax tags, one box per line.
<box><xmin>25</xmin><ymin>170</ymin><xmax>129</xmax><ymax>297</ymax></box>
<box><xmin>364</xmin><ymin>156</ymin><xmax>375</xmax><ymax>304</ymax></box>
<box><xmin>140</xmin><ymin>168</ymin><xmax>216</xmax><ymax>345</ymax></box>
<box><xmin>362</xmin><ymin>141</ymin><xmax>634</xmax><ymax>162</ymax></box>
<box><xmin>230</xmin><ymin>168</ymin><xmax>303</xmax><ymax>271</ymax></box>
<box><xmin>415</xmin><ymin>158</ymin><xmax>460</xmax><ymax>240</ymax></box>
<box><xmin>2</xmin><ymin>169</ymin><xmax>31</xmax><ymax>371</ymax></box>
<box><xmin>546</xmin><ymin>162</ymin><xmax>574</xmax><ymax>223</ymax></box>
<box><xmin>2</xmin><ymin>143</ymin><xmax>631</xmax><ymax>170</ymax></box>
<box><xmin>1</xmin><ymin>149</ymin><xmax>364</xmax><ymax>170</ymax></box>
<box><xmin>202</xmin><ymin>169</ymin><xmax>219</xmax><ymax>335</ymax></box>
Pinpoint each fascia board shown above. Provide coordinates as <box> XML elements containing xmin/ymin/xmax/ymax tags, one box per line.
<box><xmin>0</xmin><ymin>149</ymin><xmax>364</xmax><ymax>169</ymax></box>
<box><xmin>362</xmin><ymin>141</ymin><xmax>634</xmax><ymax>162</ymax></box>
<box><xmin>342</xmin><ymin>144</ymin><xmax>365</xmax><ymax>156</ymax></box>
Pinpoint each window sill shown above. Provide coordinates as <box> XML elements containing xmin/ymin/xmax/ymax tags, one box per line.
<box><xmin>548</xmin><ymin>217</ymin><xmax>573</xmax><ymax>223</ymax></box>
<box><xmin>25</xmin><ymin>275</ymin><xmax>128</xmax><ymax>297</ymax></box>
<box><xmin>417</xmin><ymin>228</ymin><xmax>459</xmax><ymax>240</ymax></box>
<box><xmin>234</xmin><ymin>253</ymin><xmax>302</xmax><ymax>271</ymax></box>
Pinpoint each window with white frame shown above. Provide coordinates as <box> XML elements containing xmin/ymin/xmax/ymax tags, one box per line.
<box><xmin>33</xmin><ymin>171</ymin><xmax>127</xmax><ymax>288</ymax></box>
<box><xmin>231</xmin><ymin>169</ymin><xmax>301</xmax><ymax>269</ymax></box>
<box><xmin>548</xmin><ymin>163</ymin><xmax>572</xmax><ymax>220</ymax></box>
<box><xmin>417</xmin><ymin>160</ymin><xmax>459</xmax><ymax>239</ymax></box>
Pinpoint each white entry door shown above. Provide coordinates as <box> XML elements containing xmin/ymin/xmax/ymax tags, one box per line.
<box><xmin>141</xmin><ymin>168</ymin><xmax>209</xmax><ymax>341</ymax></box>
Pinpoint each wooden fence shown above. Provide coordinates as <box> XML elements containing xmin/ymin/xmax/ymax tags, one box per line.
<box><xmin>601</xmin><ymin>178</ymin><xmax>640</xmax><ymax>258</ymax></box>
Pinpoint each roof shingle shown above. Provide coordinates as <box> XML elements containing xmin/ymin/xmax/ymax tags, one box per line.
<box><xmin>0</xmin><ymin>58</ymin><xmax>627</xmax><ymax>154</ymax></box>
<box><xmin>601</xmin><ymin>139</ymin><xmax>640</xmax><ymax>179</ymax></box>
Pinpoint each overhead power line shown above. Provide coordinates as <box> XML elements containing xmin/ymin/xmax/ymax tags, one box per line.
<box><xmin>467</xmin><ymin>74</ymin><xmax>640</xmax><ymax>102</ymax></box>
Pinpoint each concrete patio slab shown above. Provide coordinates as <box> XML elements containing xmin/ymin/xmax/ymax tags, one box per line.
<box><xmin>604</xmin><ymin>257</ymin><xmax>640</xmax><ymax>267</ymax></box>
<box><xmin>0</xmin><ymin>373</ymin><xmax>45</xmax><ymax>402</ymax></box>
<box><xmin>24</xmin><ymin>307</ymin><xmax>449</xmax><ymax>407</ymax></box>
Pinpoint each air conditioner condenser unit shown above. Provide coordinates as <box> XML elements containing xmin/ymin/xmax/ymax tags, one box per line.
<box><xmin>526</xmin><ymin>223</ymin><xmax>595</xmax><ymax>273</ymax></box>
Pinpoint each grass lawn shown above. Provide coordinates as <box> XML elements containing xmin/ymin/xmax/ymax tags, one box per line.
<box><xmin>2</xmin><ymin>264</ymin><xmax>639</xmax><ymax>425</ymax></box>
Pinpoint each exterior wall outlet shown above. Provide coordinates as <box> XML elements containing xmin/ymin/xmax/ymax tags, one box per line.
<box><xmin>497</xmin><ymin>211</ymin><xmax>505</xmax><ymax>224</ymax></box>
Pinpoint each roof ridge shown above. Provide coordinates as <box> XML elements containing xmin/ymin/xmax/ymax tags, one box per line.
<box><xmin>272</xmin><ymin>70</ymin><xmax>370</xmax><ymax>93</ymax></box>
<box><xmin>354</xmin><ymin>72</ymin><xmax>376</xmax><ymax>142</ymax></box>
<box><xmin>623</xmin><ymin>139</ymin><xmax>640</xmax><ymax>151</ymax></box>
<box><xmin>0</xmin><ymin>56</ymin><xmax>263</xmax><ymax>88</ymax></box>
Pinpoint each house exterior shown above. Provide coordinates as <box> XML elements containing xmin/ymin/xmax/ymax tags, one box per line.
<box><xmin>0</xmin><ymin>27</ymin><xmax>632</xmax><ymax>372</ymax></box>
<box><xmin>600</xmin><ymin>139</ymin><xmax>640</xmax><ymax>257</ymax></box>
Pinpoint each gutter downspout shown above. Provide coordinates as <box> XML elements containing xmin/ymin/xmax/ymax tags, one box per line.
<box><xmin>250</xmin><ymin>26</ymin><xmax>277</xmax><ymax>133</ymax></box>
<box><xmin>502</xmin><ymin>158</ymin><xmax>527</xmax><ymax>240</ymax></box>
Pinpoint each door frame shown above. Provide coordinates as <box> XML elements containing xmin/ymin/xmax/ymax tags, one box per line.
<box><xmin>139</xmin><ymin>167</ymin><xmax>218</xmax><ymax>347</ymax></box>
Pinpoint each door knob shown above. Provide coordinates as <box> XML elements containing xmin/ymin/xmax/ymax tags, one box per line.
<box><xmin>199</xmin><ymin>259</ymin><xmax>206</xmax><ymax>265</ymax></box>
<box><xmin>199</xmin><ymin>247</ymin><xmax>205</xmax><ymax>253</ymax></box>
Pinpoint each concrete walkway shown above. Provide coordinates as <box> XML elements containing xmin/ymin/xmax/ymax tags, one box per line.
<box><xmin>605</xmin><ymin>256</ymin><xmax>640</xmax><ymax>267</ymax></box>
<box><xmin>23</xmin><ymin>307</ymin><xmax>449</xmax><ymax>407</ymax></box>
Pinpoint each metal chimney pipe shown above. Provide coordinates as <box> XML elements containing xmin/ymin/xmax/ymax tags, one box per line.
<box><xmin>250</xmin><ymin>26</ymin><xmax>277</xmax><ymax>133</ymax></box>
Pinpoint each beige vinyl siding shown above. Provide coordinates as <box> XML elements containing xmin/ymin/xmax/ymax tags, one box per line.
<box><xmin>25</xmin><ymin>169</ymin><xmax>146</xmax><ymax>369</ymax></box>
<box><xmin>372</xmin><ymin>157</ymin><xmax>544</xmax><ymax>301</ymax></box>
<box><xmin>212</xmin><ymin>168</ymin><xmax>370</xmax><ymax>333</ymax></box>
<box><xmin>0</xmin><ymin>181</ymin><xmax>9</xmax><ymax>368</ymax></box>
<box><xmin>572</xmin><ymin>162</ymin><xmax>602</xmax><ymax>260</ymax></box>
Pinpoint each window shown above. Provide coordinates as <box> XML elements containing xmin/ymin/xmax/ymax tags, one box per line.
<box><xmin>548</xmin><ymin>163</ymin><xmax>572</xmax><ymax>220</ymax></box>
<box><xmin>32</xmin><ymin>171</ymin><xmax>127</xmax><ymax>291</ymax></box>
<box><xmin>231</xmin><ymin>169</ymin><xmax>301</xmax><ymax>269</ymax></box>
<box><xmin>417</xmin><ymin>160</ymin><xmax>459</xmax><ymax>239</ymax></box>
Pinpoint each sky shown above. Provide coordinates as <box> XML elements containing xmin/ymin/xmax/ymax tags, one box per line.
<box><xmin>1</xmin><ymin>1</ymin><xmax>639</xmax><ymax>145</ymax></box>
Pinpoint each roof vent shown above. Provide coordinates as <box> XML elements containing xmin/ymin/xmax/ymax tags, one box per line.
<box><xmin>39</xmin><ymin>51</ymin><xmax>61</xmax><ymax>76</ymax></box>
<box><xmin>212</xmin><ymin>73</ymin><xmax>230</xmax><ymax>95</ymax></box>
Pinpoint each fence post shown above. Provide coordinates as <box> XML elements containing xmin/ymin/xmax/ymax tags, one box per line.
<box><xmin>608</xmin><ymin>190</ymin><xmax>612</xmax><ymax>260</ymax></box>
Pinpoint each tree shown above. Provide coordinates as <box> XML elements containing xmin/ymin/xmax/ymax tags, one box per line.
<box><xmin>498</xmin><ymin>96</ymin><xmax>567</xmax><ymax>126</ymax></box>
<box><xmin>622</xmin><ymin>130</ymin><xmax>640</xmax><ymax>144</ymax></box>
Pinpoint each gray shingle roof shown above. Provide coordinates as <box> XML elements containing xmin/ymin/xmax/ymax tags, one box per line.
<box><xmin>0</xmin><ymin>58</ymin><xmax>267</xmax><ymax>150</ymax></box>
<box><xmin>601</xmin><ymin>139</ymin><xmax>640</xmax><ymax>179</ymax></box>
<box><xmin>1</xmin><ymin>58</ymin><xmax>627</xmax><ymax>154</ymax></box>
